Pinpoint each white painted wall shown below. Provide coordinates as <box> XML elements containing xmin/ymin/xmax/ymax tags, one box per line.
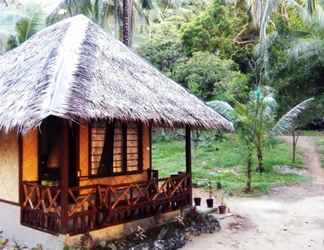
<box><xmin>0</xmin><ymin>131</ymin><xmax>19</xmax><ymax>203</ymax></box>
<box><xmin>0</xmin><ymin>202</ymin><xmax>65</xmax><ymax>249</ymax></box>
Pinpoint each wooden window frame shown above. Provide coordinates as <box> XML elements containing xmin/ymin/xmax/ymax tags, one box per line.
<box><xmin>89</xmin><ymin>120</ymin><xmax>144</xmax><ymax>178</ymax></box>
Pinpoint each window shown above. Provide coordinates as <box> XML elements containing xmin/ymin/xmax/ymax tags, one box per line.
<box><xmin>90</xmin><ymin>121</ymin><xmax>143</xmax><ymax>176</ymax></box>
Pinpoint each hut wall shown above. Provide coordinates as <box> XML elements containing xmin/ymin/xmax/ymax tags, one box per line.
<box><xmin>0</xmin><ymin>202</ymin><xmax>65</xmax><ymax>249</ymax></box>
<box><xmin>0</xmin><ymin>130</ymin><xmax>19</xmax><ymax>203</ymax></box>
<box><xmin>79</xmin><ymin>121</ymin><xmax>151</xmax><ymax>186</ymax></box>
<box><xmin>22</xmin><ymin>129</ymin><xmax>38</xmax><ymax>182</ymax></box>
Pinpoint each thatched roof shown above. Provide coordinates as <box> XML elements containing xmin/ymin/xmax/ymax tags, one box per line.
<box><xmin>0</xmin><ymin>15</ymin><xmax>233</xmax><ymax>132</ymax></box>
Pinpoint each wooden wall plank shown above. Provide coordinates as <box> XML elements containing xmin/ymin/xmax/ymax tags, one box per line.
<box><xmin>143</xmin><ymin>126</ymin><xmax>150</xmax><ymax>170</ymax></box>
<box><xmin>22</xmin><ymin>129</ymin><xmax>38</xmax><ymax>181</ymax></box>
<box><xmin>79</xmin><ymin>121</ymin><xmax>89</xmax><ymax>177</ymax></box>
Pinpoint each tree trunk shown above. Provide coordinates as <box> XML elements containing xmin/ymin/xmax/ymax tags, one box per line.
<box><xmin>246</xmin><ymin>147</ymin><xmax>252</xmax><ymax>192</ymax></box>
<box><xmin>122</xmin><ymin>0</ymin><xmax>130</xmax><ymax>46</ymax></box>
<box><xmin>256</xmin><ymin>145</ymin><xmax>264</xmax><ymax>173</ymax></box>
<box><xmin>292</xmin><ymin>130</ymin><xmax>299</xmax><ymax>163</ymax></box>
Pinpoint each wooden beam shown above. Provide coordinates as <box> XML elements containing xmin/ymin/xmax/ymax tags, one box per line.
<box><xmin>185</xmin><ymin>126</ymin><xmax>192</xmax><ymax>175</ymax></box>
<box><xmin>18</xmin><ymin>134</ymin><xmax>23</xmax><ymax>205</ymax></box>
<box><xmin>60</xmin><ymin>119</ymin><xmax>69</xmax><ymax>234</ymax></box>
<box><xmin>148</xmin><ymin>125</ymin><xmax>152</xmax><ymax>180</ymax></box>
<box><xmin>138</xmin><ymin>123</ymin><xmax>143</xmax><ymax>172</ymax></box>
<box><xmin>185</xmin><ymin>126</ymin><xmax>192</xmax><ymax>206</ymax></box>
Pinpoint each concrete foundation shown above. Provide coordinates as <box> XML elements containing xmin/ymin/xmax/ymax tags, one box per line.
<box><xmin>0</xmin><ymin>201</ymin><xmax>181</xmax><ymax>249</ymax></box>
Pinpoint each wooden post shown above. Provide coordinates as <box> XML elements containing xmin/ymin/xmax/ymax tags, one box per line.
<box><xmin>185</xmin><ymin>126</ymin><xmax>192</xmax><ymax>205</ymax></box>
<box><xmin>18</xmin><ymin>134</ymin><xmax>23</xmax><ymax>205</ymax></box>
<box><xmin>18</xmin><ymin>134</ymin><xmax>23</xmax><ymax>225</ymax></box>
<box><xmin>60</xmin><ymin>119</ymin><xmax>69</xmax><ymax>234</ymax></box>
<box><xmin>138</xmin><ymin>123</ymin><xmax>143</xmax><ymax>172</ymax></box>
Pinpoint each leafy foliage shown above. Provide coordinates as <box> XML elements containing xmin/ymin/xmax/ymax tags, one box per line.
<box><xmin>138</xmin><ymin>2</ymin><xmax>250</xmax><ymax>102</ymax></box>
<box><xmin>173</xmin><ymin>51</ymin><xmax>249</xmax><ymax>101</ymax></box>
<box><xmin>271</xmin><ymin>98</ymin><xmax>314</xmax><ymax>135</ymax></box>
<box><xmin>0</xmin><ymin>2</ymin><xmax>45</xmax><ymax>51</ymax></box>
<box><xmin>180</xmin><ymin>0</ymin><xmax>252</xmax><ymax>71</ymax></box>
<box><xmin>209</xmin><ymin>86</ymin><xmax>313</xmax><ymax>189</ymax></box>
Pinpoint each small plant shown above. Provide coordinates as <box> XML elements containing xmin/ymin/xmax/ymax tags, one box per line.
<box><xmin>12</xmin><ymin>241</ymin><xmax>27</xmax><ymax>250</ymax></box>
<box><xmin>175</xmin><ymin>215</ymin><xmax>185</xmax><ymax>227</ymax></box>
<box><xmin>206</xmin><ymin>179</ymin><xmax>214</xmax><ymax>208</ymax></box>
<box><xmin>31</xmin><ymin>244</ymin><xmax>43</xmax><ymax>250</ymax></box>
<box><xmin>0</xmin><ymin>231</ymin><xmax>8</xmax><ymax>250</ymax></box>
<box><xmin>208</xmin><ymin>179</ymin><xmax>213</xmax><ymax>198</ymax></box>
<box><xmin>218</xmin><ymin>189</ymin><xmax>227</xmax><ymax>214</ymax></box>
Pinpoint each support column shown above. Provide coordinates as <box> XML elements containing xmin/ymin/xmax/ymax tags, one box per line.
<box><xmin>60</xmin><ymin>120</ymin><xmax>69</xmax><ymax>234</ymax></box>
<box><xmin>185</xmin><ymin>126</ymin><xmax>192</xmax><ymax>206</ymax></box>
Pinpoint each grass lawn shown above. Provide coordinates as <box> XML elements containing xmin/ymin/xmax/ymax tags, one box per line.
<box><xmin>152</xmin><ymin>133</ymin><xmax>307</xmax><ymax>195</ymax></box>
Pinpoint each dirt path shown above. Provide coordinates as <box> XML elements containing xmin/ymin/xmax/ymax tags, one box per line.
<box><xmin>282</xmin><ymin>136</ymin><xmax>324</xmax><ymax>183</ymax></box>
<box><xmin>184</xmin><ymin>136</ymin><xmax>324</xmax><ymax>250</ymax></box>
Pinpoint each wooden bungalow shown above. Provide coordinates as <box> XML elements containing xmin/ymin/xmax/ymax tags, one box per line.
<box><xmin>0</xmin><ymin>15</ymin><xmax>232</xmax><ymax>247</ymax></box>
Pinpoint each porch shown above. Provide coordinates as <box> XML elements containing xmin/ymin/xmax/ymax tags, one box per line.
<box><xmin>21</xmin><ymin>171</ymin><xmax>192</xmax><ymax>235</ymax></box>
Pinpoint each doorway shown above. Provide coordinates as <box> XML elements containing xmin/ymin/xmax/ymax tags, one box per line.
<box><xmin>38</xmin><ymin>117</ymin><xmax>79</xmax><ymax>187</ymax></box>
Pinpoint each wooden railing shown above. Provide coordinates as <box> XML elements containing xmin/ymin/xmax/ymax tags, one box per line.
<box><xmin>21</xmin><ymin>182</ymin><xmax>62</xmax><ymax>234</ymax></box>
<box><xmin>21</xmin><ymin>172</ymin><xmax>192</xmax><ymax>235</ymax></box>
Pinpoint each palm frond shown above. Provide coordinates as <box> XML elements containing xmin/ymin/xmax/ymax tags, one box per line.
<box><xmin>290</xmin><ymin>0</ymin><xmax>324</xmax><ymax>27</ymax></box>
<box><xmin>271</xmin><ymin>98</ymin><xmax>314</xmax><ymax>135</ymax></box>
<box><xmin>263</xmin><ymin>94</ymin><xmax>277</xmax><ymax>117</ymax></box>
<box><xmin>259</xmin><ymin>0</ymin><xmax>277</xmax><ymax>41</ymax></box>
<box><xmin>288</xmin><ymin>38</ymin><xmax>324</xmax><ymax>60</ymax></box>
<box><xmin>305</xmin><ymin>0</ymin><xmax>318</xmax><ymax>16</ymax></box>
<box><xmin>208</xmin><ymin>100</ymin><xmax>235</xmax><ymax>122</ymax></box>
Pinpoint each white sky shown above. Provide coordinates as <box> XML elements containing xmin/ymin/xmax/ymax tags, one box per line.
<box><xmin>14</xmin><ymin>0</ymin><xmax>63</xmax><ymax>13</ymax></box>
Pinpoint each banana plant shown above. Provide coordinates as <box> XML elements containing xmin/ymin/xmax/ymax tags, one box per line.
<box><xmin>209</xmin><ymin>86</ymin><xmax>314</xmax><ymax>175</ymax></box>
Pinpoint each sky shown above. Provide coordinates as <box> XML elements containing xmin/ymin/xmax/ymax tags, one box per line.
<box><xmin>9</xmin><ymin>0</ymin><xmax>63</xmax><ymax>13</ymax></box>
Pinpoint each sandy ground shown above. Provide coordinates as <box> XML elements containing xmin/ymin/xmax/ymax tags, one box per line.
<box><xmin>184</xmin><ymin>136</ymin><xmax>324</xmax><ymax>250</ymax></box>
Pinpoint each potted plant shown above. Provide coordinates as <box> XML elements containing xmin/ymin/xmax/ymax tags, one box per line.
<box><xmin>194</xmin><ymin>197</ymin><xmax>201</xmax><ymax>206</ymax></box>
<box><xmin>218</xmin><ymin>191</ymin><xmax>227</xmax><ymax>214</ymax></box>
<box><xmin>206</xmin><ymin>179</ymin><xmax>214</xmax><ymax>208</ymax></box>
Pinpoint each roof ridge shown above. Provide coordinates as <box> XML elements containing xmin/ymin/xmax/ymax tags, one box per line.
<box><xmin>43</xmin><ymin>15</ymin><xmax>89</xmax><ymax>116</ymax></box>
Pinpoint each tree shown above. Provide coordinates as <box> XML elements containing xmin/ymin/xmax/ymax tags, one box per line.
<box><xmin>207</xmin><ymin>99</ymin><xmax>257</xmax><ymax>192</ymax></box>
<box><xmin>123</xmin><ymin>0</ymin><xmax>130</xmax><ymax>45</ymax></box>
<box><xmin>181</xmin><ymin>0</ymin><xmax>252</xmax><ymax>72</ymax></box>
<box><xmin>242</xmin><ymin>0</ymin><xmax>322</xmax><ymax>83</ymax></box>
<box><xmin>51</xmin><ymin>0</ymin><xmax>155</xmax><ymax>45</ymax></box>
<box><xmin>209</xmin><ymin>86</ymin><xmax>314</xmax><ymax>174</ymax></box>
<box><xmin>173</xmin><ymin>51</ymin><xmax>249</xmax><ymax>101</ymax></box>
<box><xmin>0</xmin><ymin>2</ymin><xmax>45</xmax><ymax>51</ymax></box>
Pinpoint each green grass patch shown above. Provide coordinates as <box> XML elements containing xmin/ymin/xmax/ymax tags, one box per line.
<box><xmin>152</xmin><ymin>134</ymin><xmax>306</xmax><ymax>195</ymax></box>
<box><xmin>300</xmin><ymin>130</ymin><xmax>324</xmax><ymax>136</ymax></box>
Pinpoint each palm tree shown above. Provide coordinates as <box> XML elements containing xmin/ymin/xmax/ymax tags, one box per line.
<box><xmin>0</xmin><ymin>3</ymin><xmax>45</xmax><ymax>51</ymax></box>
<box><xmin>209</xmin><ymin>86</ymin><xmax>314</xmax><ymax>174</ymax></box>
<box><xmin>49</xmin><ymin>0</ymin><xmax>155</xmax><ymax>46</ymax></box>
<box><xmin>232</xmin><ymin>0</ymin><xmax>322</xmax><ymax>83</ymax></box>
<box><xmin>123</xmin><ymin>0</ymin><xmax>130</xmax><ymax>45</ymax></box>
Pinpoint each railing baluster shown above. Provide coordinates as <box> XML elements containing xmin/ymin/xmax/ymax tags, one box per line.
<box><xmin>20</xmin><ymin>172</ymin><xmax>192</xmax><ymax>235</ymax></box>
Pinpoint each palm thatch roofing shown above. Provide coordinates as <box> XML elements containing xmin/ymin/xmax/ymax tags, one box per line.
<box><xmin>0</xmin><ymin>15</ymin><xmax>233</xmax><ymax>132</ymax></box>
